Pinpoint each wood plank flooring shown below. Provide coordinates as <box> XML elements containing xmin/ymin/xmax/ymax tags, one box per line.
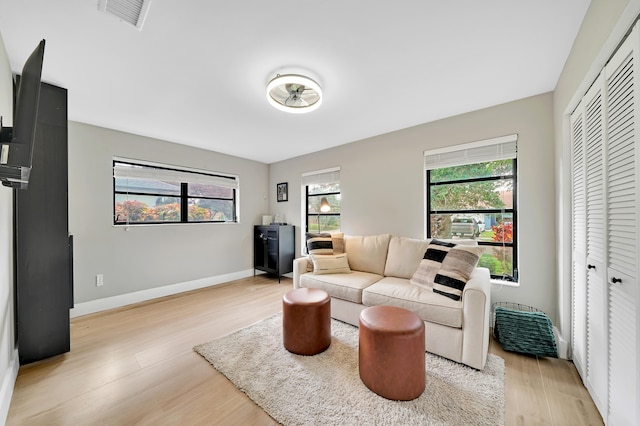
<box><xmin>6</xmin><ymin>276</ymin><xmax>603</xmax><ymax>425</ymax></box>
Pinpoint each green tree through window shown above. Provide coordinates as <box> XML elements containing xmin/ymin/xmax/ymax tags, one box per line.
<box><xmin>428</xmin><ymin>159</ymin><xmax>517</xmax><ymax>281</ymax></box>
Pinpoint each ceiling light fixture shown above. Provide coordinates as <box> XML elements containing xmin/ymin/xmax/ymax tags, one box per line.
<box><xmin>266</xmin><ymin>74</ymin><xmax>322</xmax><ymax>114</ymax></box>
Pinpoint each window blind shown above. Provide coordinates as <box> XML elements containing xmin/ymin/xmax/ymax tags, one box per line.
<box><xmin>301</xmin><ymin>166</ymin><xmax>341</xmax><ymax>186</ymax></box>
<box><xmin>424</xmin><ymin>134</ymin><xmax>518</xmax><ymax>170</ymax></box>
<box><xmin>113</xmin><ymin>162</ymin><xmax>239</xmax><ymax>189</ymax></box>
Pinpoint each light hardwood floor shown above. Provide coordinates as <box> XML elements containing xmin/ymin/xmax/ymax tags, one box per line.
<box><xmin>7</xmin><ymin>276</ymin><xmax>603</xmax><ymax>425</ymax></box>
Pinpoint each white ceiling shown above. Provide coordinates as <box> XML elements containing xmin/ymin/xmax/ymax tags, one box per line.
<box><xmin>0</xmin><ymin>0</ymin><xmax>591</xmax><ymax>164</ymax></box>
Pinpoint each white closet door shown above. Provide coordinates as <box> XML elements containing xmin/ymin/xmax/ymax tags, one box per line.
<box><xmin>583</xmin><ymin>75</ymin><xmax>608</xmax><ymax>415</ymax></box>
<box><xmin>604</xmin><ymin>27</ymin><xmax>638</xmax><ymax>426</ymax></box>
<box><xmin>570</xmin><ymin>101</ymin><xmax>587</xmax><ymax>378</ymax></box>
<box><xmin>570</xmin><ymin>22</ymin><xmax>640</xmax><ymax>426</ymax></box>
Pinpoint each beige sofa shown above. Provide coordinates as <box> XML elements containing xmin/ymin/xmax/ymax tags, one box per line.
<box><xmin>292</xmin><ymin>234</ymin><xmax>491</xmax><ymax>370</ymax></box>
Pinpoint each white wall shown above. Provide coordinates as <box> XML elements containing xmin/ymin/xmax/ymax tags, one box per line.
<box><xmin>553</xmin><ymin>0</ymin><xmax>640</xmax><ymax>352</ymax></box>
<box><xmin>269</xmin><ymin>93</ymin><xmax>558</xmax><ymax>322</ymax></box>
<box><xmin>68</xmin><ymin>122</ymin><xmax>270</xmax><ymax>310</ymax></box>
<box><xmin>0</xmin><ymin>30</ymin><xmax>18</xmax><ymax>426</ymax></box>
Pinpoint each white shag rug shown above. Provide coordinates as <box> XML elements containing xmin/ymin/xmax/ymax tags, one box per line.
<box><xmin>194</xmin><ymin>313</ymin><xmax>504</xmax><ymax>426</ymax></box>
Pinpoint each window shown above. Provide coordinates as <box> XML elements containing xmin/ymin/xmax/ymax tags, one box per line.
<box><xmin>425</xmin><ymin>135</ymin><xmax>518</xmax><ymax>281</ymax></box>
<box><xmin>302</xmin><ymin>167</ymin><xmax>341</xmax><ymax>234</ymax></box>
<box><xmin>113</xmin><ymin>160</ymin><xmax>238</xmax><ymax>225</ymax></box>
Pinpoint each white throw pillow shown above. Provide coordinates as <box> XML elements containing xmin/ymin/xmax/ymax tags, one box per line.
<box><xmin>312</xmin><ymin>253</ymin><xmax>351</xmax><ymax>275</ymax></box>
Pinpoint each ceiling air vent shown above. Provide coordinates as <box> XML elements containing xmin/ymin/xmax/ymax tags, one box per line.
<box><xmin>98</xmin><ymin>0</ymin><xmax>152</xmax><ymax>30</ymax></box>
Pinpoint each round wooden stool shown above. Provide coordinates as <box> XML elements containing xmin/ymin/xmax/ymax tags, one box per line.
<box><xmin>359</xmin><ymin>305</ymin><xmax>425</xmax><ymax>400</ymax></box>
<box><xmin>282</xmin><ymin>288</ymin><xmax>331</xmax><ymax>355</ymax></box>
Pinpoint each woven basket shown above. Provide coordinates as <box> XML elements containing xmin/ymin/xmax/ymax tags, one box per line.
<box><xmin>491</xmin><ymin>302</ymin><xmax>557</xmax><ymax>358</ymax></box>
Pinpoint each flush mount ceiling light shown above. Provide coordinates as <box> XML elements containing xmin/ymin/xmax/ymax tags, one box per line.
<box><xmin>266</xmin><ymin>74</ymin><xmax>322</xmax><ymax>114</ymax></box>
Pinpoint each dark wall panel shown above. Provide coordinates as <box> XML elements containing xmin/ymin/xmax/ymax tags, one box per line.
<box><xmin>14</xmin><ymin>82</ymin><xmax>70</xmax><ymax>364</ymax></box>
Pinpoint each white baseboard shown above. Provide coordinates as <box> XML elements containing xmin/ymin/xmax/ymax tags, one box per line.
<box><xmin>0</xmin><ymin>349</ymin><xmax>19</xmax><ymax>425</ymax></box>
<box><xmin>70</xmin><ymin>269</ymin><xmax>261</xmax><ymax>318</ymax></box>
<box><xmin>553</xmin><ymin>326</ymin><xmax>569</xmax><ymax>359</ymax></box>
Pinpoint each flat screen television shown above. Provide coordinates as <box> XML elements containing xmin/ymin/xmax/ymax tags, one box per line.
<box><xmin>0</xmin><ymin>39</ymin><xmax>45</xmax><ymax>189</ymax></box>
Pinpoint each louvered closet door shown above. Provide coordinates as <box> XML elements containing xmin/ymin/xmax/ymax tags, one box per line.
<box><xmin>583</xmin><ymin>75</ymin><xmax>608</xmax><ymax>415</ymax></box>
<box><xmin>570</xmin><ymin>101</ymin><xmax>587</xmax><ymax>379</ymax></box>
<box><xmin>604</xmin><ymin>28</ymin><xmax>638</xmax><ymax>426</ymax></box>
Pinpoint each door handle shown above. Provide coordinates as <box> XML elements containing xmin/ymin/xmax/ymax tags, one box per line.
<box><xmin>587</xmin><ymin>264</ymin><xmax>596</xmax><ymax>270</ymax></box>
<box><xmin>611</xmin><ymin>277</ymin><xmax>622</xmax><ymax>284</ymax></box>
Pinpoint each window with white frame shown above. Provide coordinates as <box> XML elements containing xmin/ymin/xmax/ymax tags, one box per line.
<box><xmin>113</xmin><ymin>159</ymin><xmax>238</xmax><ymax>225</ymax></box>
<box><xmin>425</xmin><ymin>135</ymin><xmax>518</xmax><ymax>281</ymax></box>
<box><xmin>302</xmin><ymin>167</ymin><xmax>341</xmax><ymax>234</ymax></box>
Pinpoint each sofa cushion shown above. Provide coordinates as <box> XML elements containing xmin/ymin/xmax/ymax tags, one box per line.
<box><xmin>299</xmin><ymin>271</ymin><xmax>382</xmax><ymax>304</ymax></box>
<box><xmin>311</xmin><ymin>253</ymin><xmax>351</xmax><ymax>275</ymax></box>
<box><xmin>344</xmin><ymin>234</ymin><xmax>391</xmax><ymax>275</ymax></box>
<box><xmin>384</xmin><ymin>236</ymin><xmax>432</xmax><ymax>279</ymax></box>
<box><xmin>362</xmin><ymin>277</ymin><xmax>463</xmax><ymax>328</ymax></box>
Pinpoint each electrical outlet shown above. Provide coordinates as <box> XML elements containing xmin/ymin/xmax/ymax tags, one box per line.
<box><xmin>96</xmin><ymin>274</ymin><xmax>104</xmax><ymax>287</ymax></box>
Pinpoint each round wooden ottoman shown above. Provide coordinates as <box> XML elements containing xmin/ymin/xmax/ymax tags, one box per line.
<box><xmin>359</xmin><ymin>305</ymin><xmax>425</xmax><ymax>400</ymax></box>
<box><xmin>282</xmin><ymin>288</ymin><xmax>331</xmax><ymax>355</ymax></box>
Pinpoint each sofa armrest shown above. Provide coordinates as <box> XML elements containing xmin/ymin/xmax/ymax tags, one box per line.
<box><xmin>293</xmin><ymin>257</ymin><xmax>309</xmax><ymax>289</ymax></box>
<box><xmin>461</xmin><ymin>267</ymin><xmax>491</xmax><ymax>370</ymax></box>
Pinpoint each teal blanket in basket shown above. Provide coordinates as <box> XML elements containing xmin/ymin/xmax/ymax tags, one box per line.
<box><xmin>494</xmin><ymin>306</ymin><xmax>557</xmax><ymax>358</ymax></box>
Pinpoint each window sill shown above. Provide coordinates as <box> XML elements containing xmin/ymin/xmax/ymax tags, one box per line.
<box><xmin>490</xmin><ymin>278</ymin><xmax>519</xmax><ymax>288</ymax></box>
<box><xmin>112</xmin><ymin>221</ymin><xmax>239</xmax><ymax>228</ymax></box>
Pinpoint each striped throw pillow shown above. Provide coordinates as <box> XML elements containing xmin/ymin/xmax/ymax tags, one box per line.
<box><xmin>410</xmin><ymin>239</ymin><xmax>456</xmax><ymax>289</ymax></box>
<box><xmin>306</xmin><ymin>233</ymin><xmax>333</xmax><ymax>255</ymax></box>
<box><xmin>305</xmin><ymin>232</ymin><xmax>345</xmax><ymax>272</ymax></box>
<box><xmin>410</xmin><ymin>240</ymin><xmax>483</xmax><ymax>301</ymax></box>
<box><xmin>433</xmin><ymin>245</ymin><xmax>484</xmax><ymax>301</ymax></box>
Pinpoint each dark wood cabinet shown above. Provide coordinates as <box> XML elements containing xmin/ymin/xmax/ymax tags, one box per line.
<box><xmin>254</xmin><ymin>225</ymin><xmax>294</xmax><ymax>282</ymax></box>
<box><xmin>14</xmin><ymin>82</ymin><xmax>70</xmax><ymax>364</ymax></box>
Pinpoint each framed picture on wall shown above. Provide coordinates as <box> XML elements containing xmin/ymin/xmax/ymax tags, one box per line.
<box><xmin>277</xmin><ymin>182</ymin><xmax>288</xmax><ymax>202</ymax></box>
